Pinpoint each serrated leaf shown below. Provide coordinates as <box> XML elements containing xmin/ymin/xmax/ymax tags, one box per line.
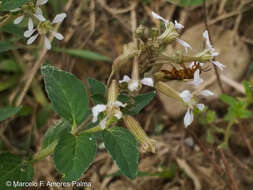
<box><xmin>42</xmin><ymin>120</ymin><xmax>71</xmax><ymax>149</ymax></box>
<box><xmin>0</xmin><ymin>106</ymin><xmax>22</xmax><ymax>121</ymax></box>
<box><xmin>53</xmin><ymin>48</ymin><xmax>112</xmax><ymax>62</ymax></box>
<box><xmin>127</xmin><ymin>91</ymin><xmax>155</xmax><ymax>115</ymax></box>
<box><xmin>42</xmin><ymin>65</ymin><xmax>89</xmax><ymax>125</ymax></box>
<box><xmin>0</xmin><ymin>0</ymin><xmax>29</xmax><ymax>11</ymax></box>
<box><xmin>0</xmin><ymin>153</ymin><xmax>33</xmax><ymax>190</ymax></box>
<box><xmin>102</xmin><ymin>127</ymin><xmax>138</xmax><ymax>179</ymax></box>
<box><xmin>88</xmin><ymin>78</ymin><xmax>106</xmax><ymax>105</ymax></box>
<box><xmin>54</xmin><ymin>133</ymin><xmax>97</xmax><ymax>181</ymax></box>
<box><xmin>165</xmin><ymin>0</ymin><xmax>204</xmax><ymax>7</ymax></box>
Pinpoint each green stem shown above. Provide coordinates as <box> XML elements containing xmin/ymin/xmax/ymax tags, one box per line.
<box><xmin>32</xmin><ymin>141</ymin><xmax>57</xmax><ymax>163</ymax></box>
<box><xmin>222</xmin><ymin>119</ymin><xmax>235</xmax><ymax>148</ymax></box>
<box><xmin>83</xmin><ymin>125</ymin><xmax>103</xmax><ymax>133</ymax></box>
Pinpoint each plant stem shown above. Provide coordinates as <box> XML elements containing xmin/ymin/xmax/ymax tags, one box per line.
<box><xmin>32</xmin><ymin>141</ymin><xmax>57</xmax><ymax>163</ymax></box>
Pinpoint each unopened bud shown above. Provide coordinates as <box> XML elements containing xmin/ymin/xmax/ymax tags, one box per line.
<box><xmin>124</xmin><ymin>115</ymin><xmax>156</xmax><ymax>153</ymax></box>
<box><xmin>107</xmin><ymin>80</ymin><xmax>119</xmax><ymax>108</ymax></box>
<box><xmin>155</xmin><ymin>81</ymin><xmax>181</xmax><ymax>101</ymax></box>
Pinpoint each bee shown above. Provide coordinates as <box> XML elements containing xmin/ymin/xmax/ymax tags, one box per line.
<box><xmin>161</xmin><ymin>62</ymin><xmax>210</xmax><ymax>80</ymax></box>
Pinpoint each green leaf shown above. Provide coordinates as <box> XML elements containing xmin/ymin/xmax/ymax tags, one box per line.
<box><xmin>102</xmin><ymin>127</ymin><xmax>139</xmax><ymax>179</ymax></box>
<box><xmin>54</xmin><ymin>133</ymin><xmax>97</xmax><ymax>181</ymax></box>
<box><xmin>127</xmin><ymin>91</ymin><xmax>156</xmax><ymax>115</ymax></box>
<box><xmin>0</xmin><ymin>59</ymin><xmax>21</xmax><ymax>72</ymax></box>
<box><xmin>0</xmin><ymin>75</ymin><xmax>20</xmax><ymax>91</ymax></box>
<box><xmin>220</xmin><ymin>94</ymin><xmax>237</xmax><ymax>107</ymax></box>
<box><xmin>243</xmin><ymin>80</ymin><xmax>252</xmax><ymax>98</ymax></box>
<box><xmin>36</xmin><ymin>105</ymin><xmax>52</xmax><ymax>128</ymax></box>
<box><xmin>0</xmin><ymin>0</ymin><xmax>29</xmax><ymax>11</ymax></box>
<box><xmin>42</xmin><ymin>65</ymin><xmax>89</xmax><ymax>125</ymax></box>
<box><xmin>88</xmin><ymin>78</ymin><xmax>106</xmax><ymax>105</ymax></box>
<box><xmin>165</xmin><ymin>0</ymin><xmax>204</xmax><ymax>7</ymax></box>
<box><xmin>0</xmin><ymin>41</ymin><xmax>16</xmax><ymax>53</ymax></box>
<box><xmin>42</xmin><ymin>120</ymin><xmax>71</xmax><ymax>149</ymax></box>
<box><xmin>1</xmin><ymin>23</ymin><xmax>24</xmax><ymax>37</ymax></box>
<box><xmin>0</xmin><ymin>153</ymin><xmax>33</xmax><ymax>190</ymax></box>
<box><xmin>0</xmin><ymin>106</ymin><xmax>22</xmax><ymax>121</ymax></box>
<box><xmin>53</xmin><ymin>48</ymin><xmax>112</xmax><ymax>62</ymax></box>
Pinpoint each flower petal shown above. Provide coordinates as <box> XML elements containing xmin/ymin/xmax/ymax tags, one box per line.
<box><xmin>113</xmin><ymin>101</ymin><xmax>127</xmax><ymax>107</ymax></box>
<box><xmin>151</xmin><ymin>11</ymin><xmax>169</xmax><ymax>27</ymax></box>
<box><xmin>14</xmin><ymin>15</ymin><xmax>24</xmax><ymax>24</ymax></box>
<box><xmin>99</xmin><ymin>117</ymin><xmax>107</xmax><ymax>129</ymax></box>
<box><xmin>27</xmin><ymin>34</ymin><xmax>38</xmax><ymax>45</ymax></box>
<box><xmin>28</xmin><ymin>17</ymin><xmax>34</xmax><ymax>31</ymax></box>
<box><xmin>212</xmin><ymin>61</ymin><xmax>225</xmax><ymax>70</ymax></box>
<box><xmin>128</xmin><ymin>80</ymin><xmax>139</xmax><ymax>92</ymax></box>
<box><xmin>196</xmin><ymin>104</ymin><xmax>205</xmax><ymax>111</ymax></box>
<box><xmin>10</xmin><ymin>8</ymin><xmax>21</xmax><ymax>12</ymax></box>
<box><xmin>24</xmin><ymin>29</ymin><xmax>36</xmax><ymax>38</ymax></box>
<box><xmin>184</xmin><ymin>108</ymin><xmax>194</xmax><ymax>127</ymax></box>
<box><xmin>174</xmin><ymin>20</ymin><xmax>184</xmax><ymax>30</ymax></box>
<box><xmin>52</xmin><ymin>31</ymin><xmax>64</xmax><ymax>40</ymax></box>
<box><xmin>176</xmin><ymin>38</ymin><xmax>192</xmax><ymax>54</ymax></box>
<box><xmin>191</xmin><ymin>69</ymin><xmax>204</xmax><ymax>87</ymax></box>
<box><xmin>114</xmin><ymin>110</ymin><xmax>122</xmax><ymax>119</ymax></box>
<box><xmin>119</xmin><ymin>75</ymin><xmax>131</xmax><ymax>83</ymax></box>
<box><xmin>52</xmin><ymin>13</ymin><xmax>67</xmax><ymax>24</ymax></box>
<box><xmin>179</xmin><ymin>90</ymin><xmax>192</xmax><ymax>103</ymax></box>
<box><xmin>34</xmin><ymin>8</ymin><xmax>46</xmax><ymax>21</ymax></box>
<box><xmin>44</xmin><ymin>36</ymin><xmax>51</xmax><ymax>49</ymax></box>
<box><xmin>91</xmin><ymin>104</ymin><xmax>107</xmax><ymax>123</ymax></box>
<box><xmin>141</xmin><ymin>77</ymin><xmax>154</xmax><ymax>87</ymax></box>
<box><xmin>200</xmin><ymin>90</ymin><xmax>214</xmax><ymax>96</ymax></box>
<box><xmin>36</xmin><ymin>0</ymin><xmax>48</xmax><ymax>6</ymax></box>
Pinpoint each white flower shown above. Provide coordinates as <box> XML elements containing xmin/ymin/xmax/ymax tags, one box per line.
<box><xmin>184</xmin><ymin>108</ymin><xmax>194</xmax><ymax>127</ymax></box>
<box><xmin>176</xmin><ymin>38</ymin><xmax>192</xmax><ymax>54</ymax></box>
<box><xmin>202</xmin><ymin>30</ymin><xmax>225</xmax><ymax>70</ymax></box>
<box><xmin>212</xmin><ymin>61</ymin><xmax>225</xmax><ymax>71</ymax></box>
<box><xmin>119</xmin><ymin>75</ymin><xmax>154</xmax><ymax>92</ymax></box>
<box><xmin>92</xmin><ymin>104</ymin><xmax>107</xmax><ymax>123</ymax></box>
<box><xmin>174</xmin><ymin>20</ymin><xmax>184</xmax><ymax>30</ymax></box>
<box><xmin>24</xmin><ymin>13</ymin><xmax>67</xmax><ymax>49</ymax></box>
<box><xmin>91</xmin><ymin>100</ymin><xmax>126</xmax><ymax>129</ymax></box>
<box><xmin>190</xmin><ymin>69</ymin><xmax>204</xmax><ymax>87</ymax></box>
<box><xmin>151</xmin><ymin>11</ymin><xmax>169</xmax><ymax>28</ymax></box>
<box><xmin>13</xmin><ymin>0</ymin><xmax>47</xmax><ymax>30</ymax></box>
<box><xmin>179</xmin><ymin>89</ymin><xmax>214</xmax><ymax>127</ymax></box>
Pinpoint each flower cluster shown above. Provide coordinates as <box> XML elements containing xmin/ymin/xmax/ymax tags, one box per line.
<box><xmin>149</xmin><ymin>12</ymin><xmax>225</xmax><ymax>127</ymax></box>
<box><xmin>11</xmin><ymin>0</ymin><xmax>67</xmax><ymax>49</ymax></box>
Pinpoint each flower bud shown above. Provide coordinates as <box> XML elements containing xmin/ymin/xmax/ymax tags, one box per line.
<box><xmin>158</xmin><ymin>22</ymin><xmax>179</xmax><ymax>44</ymax></box>
<box><xmin>107</xmin><ymin>80</ymin><xmax>119</xmax><ymax>108</ymax></box>
<box><xmin>124</xmin><ymin>115</ymin><xmax>156</xmax><ymax>153</ymax></box>
<box><xmin>155</xmin><ymin>81</ymin><xmax>181</xmax><ymax>101</ymax></box>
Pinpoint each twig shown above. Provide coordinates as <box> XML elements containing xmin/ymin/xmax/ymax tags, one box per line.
<box><xmin>218</xmin><ymin>149</ymin><xmax>239</xmax><ymax>190</ymax></box>
<box><xmin>176</xmin><ymin>158</ymin><xmax>202</xmax><ymax>190</ymax></box>
<box><xmin>15</xmin><ymin>0</ymin><xmax>74</xmax><ymax>106</ymax></box>
<box><xmin>203</xmin><ymin>0</ymin><xmax>224</xmax><ymax>93</ymax></box>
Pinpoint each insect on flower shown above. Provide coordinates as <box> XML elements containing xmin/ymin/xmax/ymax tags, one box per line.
<box><xmin>161</xmin><ymin>62</ymin><xmax>210</xmax><ymax>80</ymax></box>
